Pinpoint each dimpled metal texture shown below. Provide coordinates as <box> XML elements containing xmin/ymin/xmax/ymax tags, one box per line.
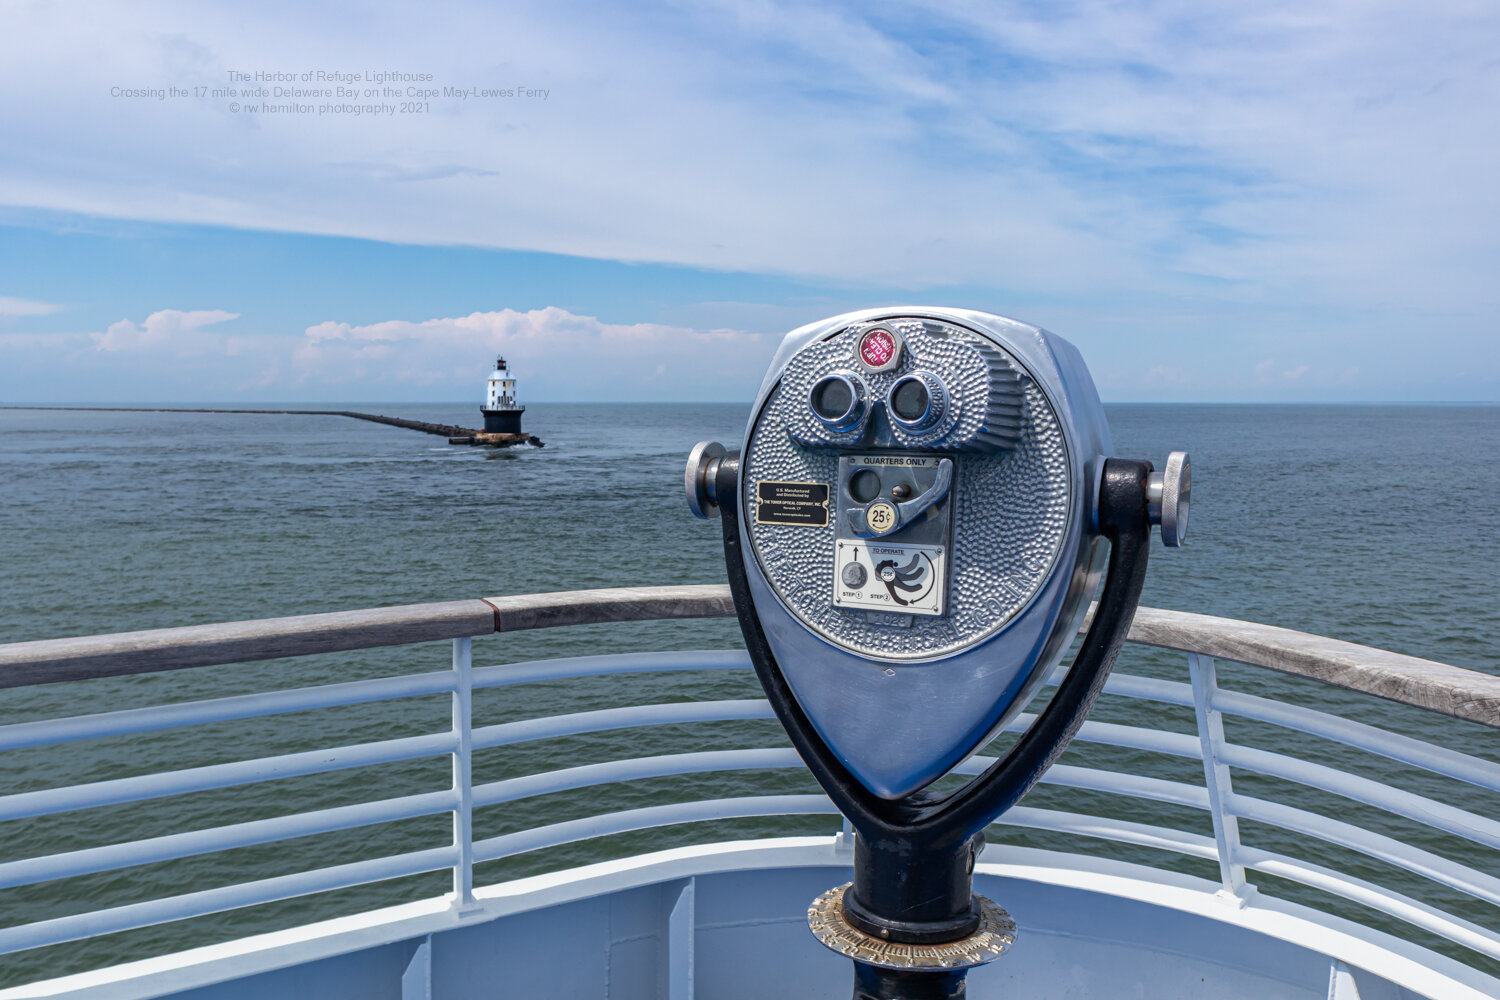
<box><xmin>781</xmin><ymin>321</ymin><xmax>1026</xmax><ymax>453</ymax></box>
<box><xmin>745</xmin><ymin>323</ymin><xmax>1071</xmax><ymax>659</ymax></box>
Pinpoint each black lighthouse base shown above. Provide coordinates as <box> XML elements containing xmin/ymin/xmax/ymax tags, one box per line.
<box><xmin>481</xmin><ymin>407</ymin><xmax>525</xmax><ymax>434</ymax></box>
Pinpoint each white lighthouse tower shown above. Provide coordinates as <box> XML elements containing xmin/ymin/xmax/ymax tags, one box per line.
<box><xmin>481</xmin><ymin>356</ymin><xmax>525</xmax><ymax>434</ymax></box>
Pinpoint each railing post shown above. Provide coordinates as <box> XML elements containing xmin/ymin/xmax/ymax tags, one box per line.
<box><xmin>668</xmin><ymin>877</ymin><xmax>696</xmax><ymax>1000</ymax></box>
<box><xmin>1187</xmin><ymin>652</ymin><xmax>1252</xmax><ymax>904</ymax></box>
<box><xmin>834</xmin><ymin>814</ymin><xmax>855</xmax><ymax>854</ymax></box>
<box><xmin>452</xmin><ymin>637</ymin><xmax>476</xmax><ymax>909</ymax></box>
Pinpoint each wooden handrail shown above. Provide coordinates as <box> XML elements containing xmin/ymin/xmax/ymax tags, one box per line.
<box><xmin>0</xmin><ymin>586</ymin><xmax>1494</xmax><ymax>728</ymax></box>
<box><xmin>0</xmin><ymin>600</ymin><xmax>498</xmax><ymax>689</ymax></box>
<box><xmin>1123</xmin><ymin>607</ymin><xmax>1500</xmax><ymax>728</ymax></box>
<box><xmin>0</xmin><ymin>587</ymin><xmax>736</xmax><ymax>690</ymax></box>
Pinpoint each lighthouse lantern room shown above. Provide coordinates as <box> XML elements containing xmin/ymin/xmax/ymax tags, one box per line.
<box><xmin>481</xmin><ymin>356</ymin><xmax>525</xmax><ymax>434</ymax></box>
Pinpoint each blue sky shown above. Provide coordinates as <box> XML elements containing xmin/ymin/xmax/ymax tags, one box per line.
<box><xmin>1</xmin><ymin>0</ymin><xmax>1497</xmax><ymax>402</ymax></box>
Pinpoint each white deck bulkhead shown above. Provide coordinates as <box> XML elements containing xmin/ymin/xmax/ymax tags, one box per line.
<box><xmin>13</xmin><ymin>839</ymin><xmax>1486</xmax><ymax>1000</ymax></box>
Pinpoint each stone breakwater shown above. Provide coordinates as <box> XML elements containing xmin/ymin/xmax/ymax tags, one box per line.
<box><xmin>0</xmin><ymin>406</ymin><xmax>544</xmax><ymax>448</ymax></box>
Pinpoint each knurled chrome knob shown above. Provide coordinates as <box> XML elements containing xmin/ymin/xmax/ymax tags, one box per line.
<box><xmin>685</xmin><ymin>441</ymin><xmax>726</xmax><ymax>519</ymax></box>
<box><xmin>1147</xmin><ymin>451</ymin><xmax>1190</xmax><ymax>547</ymax></box>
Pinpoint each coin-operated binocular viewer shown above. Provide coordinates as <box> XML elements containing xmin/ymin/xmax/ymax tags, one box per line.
<box><xmin>685</xmin><ymin>308</ymin><xmax>1189</xmax><ymax>1000</ymax></box>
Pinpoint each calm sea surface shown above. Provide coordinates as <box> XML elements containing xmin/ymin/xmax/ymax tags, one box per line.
<box><xmin>0</xmin><ymin>403</ymin><xmax>1497</xmax><ymax>983</ymax></box>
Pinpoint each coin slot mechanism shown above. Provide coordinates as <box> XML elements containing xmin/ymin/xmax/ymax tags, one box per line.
<box><xmin>834</xmin><ymin>455</ymin><xmax>953</xmax><ymax>618</ymax></box>
<box><xmin>849</xmin><ymin>468</ymin><xmax>881</xmax><ymax>503</ymax></box>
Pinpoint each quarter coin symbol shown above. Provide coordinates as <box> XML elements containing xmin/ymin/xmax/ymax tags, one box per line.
<box><xmin>866</xmin><ymin>501</ymin><xmax>897</xmax><ymax>533</ymax></box>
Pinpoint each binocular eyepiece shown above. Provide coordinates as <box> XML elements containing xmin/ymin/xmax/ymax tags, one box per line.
<box><xmin>807</xmin><ymin>367</ymin><xmax>951</xmax><ymax>437</ymax></box>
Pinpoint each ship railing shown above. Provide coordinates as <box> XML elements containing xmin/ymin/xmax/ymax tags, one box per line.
<box><xmin>0</xmin><ymin>585</ymin><xmax>1497</xmax><ymax>985</ymax></box>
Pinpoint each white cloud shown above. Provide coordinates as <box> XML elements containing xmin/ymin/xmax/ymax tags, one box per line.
<box><xmin>91</xmin><ymin>309</ymin><xmax>241</xmax><ymax>353</ymax></box>
<box><xmin>1242</xmin><ymin>355</ymin><xmax>1373</xmax><ymax>393</ymax></box>
<box><xmin>0</xmin><ymin>3</ymin><xmax>1495</xmax><ymax>400</ymax></box>
<box><xmin>0</xmin><ymin>308</ymin><xmax>297</xmax><ymax>400</ymax></box>
<box><xmin>0</xmin><ymin>305</ymin><xmax>768</xmax><ymax>401</ymax></box>
<box><xmin>291</xmin><ymin>307</ymin><xmax>770</xmax><ymax>398</ymax></box>
<box><xmin>1143</xmin><ymin>364</ymin><xmax>1188</xmax><ymax>386</ymax></box>
<box><xmin>0</xmin><ymin>296</ymin><xmax>62</xmax><ymax>318</ymax></box>
<box><xmin>0</xmin><ymin>0</ymin><xmax>1496</xmax><ymax>313</ymax></box>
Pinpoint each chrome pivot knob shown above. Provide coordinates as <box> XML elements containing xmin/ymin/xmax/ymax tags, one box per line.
<box><xmin>685</xmin><ymin>441</ymin><xmax>727</xmax><ymax>519</ymax></box>
<box><xmin>1146</xmin><ymin>451</ymin><xmax>1190</xmax><ymax>547</ymax></box>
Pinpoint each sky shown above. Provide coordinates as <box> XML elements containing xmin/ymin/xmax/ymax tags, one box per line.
<box><xmin>1</xmin><ymin>0</ymin><xmax>1497</xmax><ymax>403</ymax></box>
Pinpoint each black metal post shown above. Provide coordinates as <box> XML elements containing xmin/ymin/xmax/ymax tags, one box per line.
<box><xmin>843</xmin><ymin>825</ymin><xmax>985</xmax><ymax>999</ymax></box>
<box><xmin>843</xmin><ymin>825</ymin><xmax>983</xmax><ymax>944</ymax></box>
<box><xmin>854</xmin><ymin>964</ymin><xmax>968</xmax><ymax>1000</ymax></box>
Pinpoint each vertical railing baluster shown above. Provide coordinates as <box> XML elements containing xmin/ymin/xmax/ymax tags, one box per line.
<box><xmin>1188</xmin><ymin>652</ymin><xmax>1251</xmax><ymax>902</ymax></box>
<box><xmin>668</xmin><ymin>877</ymin><xmax>696</xmax><ymax>1000</ymax></box>
<box><xmin>452</xmin><ymin>637</ymin><xmax>475</xmax><ymax>908</ymax></box>
<box><xmin>835</xmin><ymin>813</ymin><xmax>855</xmax><ymax>854</ymax></box>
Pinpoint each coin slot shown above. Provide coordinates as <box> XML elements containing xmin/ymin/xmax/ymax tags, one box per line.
<box><xmin>849</xmin><ymin>468</ymin><xmax>881</xmax><ymax>503</ymax></box>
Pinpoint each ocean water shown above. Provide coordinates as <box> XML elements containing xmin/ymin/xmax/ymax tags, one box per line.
<box><xmin>0</xmin><ymin>402</ymin><xmax>1497</xmax><ymax>984</ymax></box>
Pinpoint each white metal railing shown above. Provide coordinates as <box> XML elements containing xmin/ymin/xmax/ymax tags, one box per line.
<box><xmin>0</xmin><ymin>587</ymin><xmax>1497</xmax><ymax>984</ymax></box>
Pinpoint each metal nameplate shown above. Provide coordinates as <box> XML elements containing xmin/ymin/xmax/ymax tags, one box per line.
<box><xmin>755</xmin><ymin>481</ymin><xmax>830</xmax><ymax>526</ymax></box>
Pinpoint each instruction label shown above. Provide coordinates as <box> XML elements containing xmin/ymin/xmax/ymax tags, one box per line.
<box><xmin>833</xmin><ymin>540</ymin><xmax>946</xmax><ymax>616</ymax></box>
<box><xmin>755</xmin><ymin>481</ymin><xmax>830</xmax><ymax>526</ymax></box>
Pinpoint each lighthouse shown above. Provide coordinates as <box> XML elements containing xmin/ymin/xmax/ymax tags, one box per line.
<box><xmin>480</xmin><ymin>356</ymin><xmax>525</xmax><ymax>434</ymax></box>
